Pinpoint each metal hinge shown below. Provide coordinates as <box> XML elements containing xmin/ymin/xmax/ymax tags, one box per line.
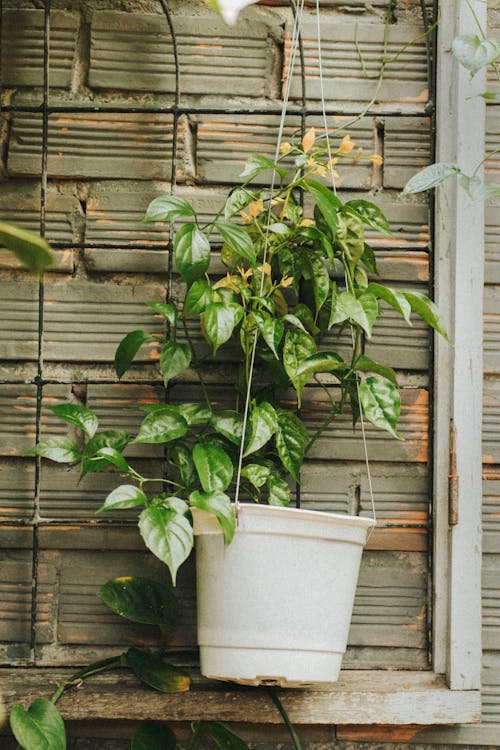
<box><xmin>448</xmin><ymin>421</ymin><xmax>459</xmax><ymax>525</ymax></box>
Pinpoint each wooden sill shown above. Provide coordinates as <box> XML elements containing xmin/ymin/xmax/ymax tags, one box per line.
<box><xmin>1</xmin><ymin>669</ymin><xmax>481</xmax><ymax>725</ymax></box>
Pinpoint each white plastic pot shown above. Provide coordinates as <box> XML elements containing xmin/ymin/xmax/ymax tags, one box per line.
<box><xmin>193</xmin><ymin>503</ymin><xmax>373</xmax><ymax>687</ymax></box>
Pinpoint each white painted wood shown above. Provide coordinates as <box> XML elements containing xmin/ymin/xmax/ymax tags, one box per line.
<box><xmin>0</xmin><ymin>669</ymin><xmax>481</xmax><ymax>726</ymax></box>
<box><xmin>433</xmin><ymin>0</ymin><xmax>485</xmax><ymax>688</ymax></box>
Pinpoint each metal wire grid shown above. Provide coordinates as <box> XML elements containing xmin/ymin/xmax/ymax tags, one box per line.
<box><xmin>0</xmin><ymin>0</ymin><xmax>437</xmax><ymax>665</ymax></box>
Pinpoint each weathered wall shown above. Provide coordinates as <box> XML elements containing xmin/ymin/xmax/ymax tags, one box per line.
<box><xmin>0</xmin><ymin>0</ymin><xmax>498</xmax><ymax>747</ymax></box>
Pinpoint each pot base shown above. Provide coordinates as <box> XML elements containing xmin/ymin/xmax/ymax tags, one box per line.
<box><xmin>200</xmin><ymin>645</ymin><xmax>343</xmax><ymax>687</ymax></box>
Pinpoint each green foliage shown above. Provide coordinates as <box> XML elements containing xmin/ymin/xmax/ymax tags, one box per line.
<box><xmin>99</xmin><ymin>576</ymin><xmax>178</xmax><ymax>626</ymax></box>
<box><xmin>31</xmin><ymin>127</ymin><xmax>446</xmax><ymax>586</ymax></box>
<box><xmin>10</xmin><ymin>700</ymin><xmax>66</xmax><ymax>750</ymax></box>
<box><xmin>0</xmin><ymin>221</ymin><xmax>54</xmax><ymax>275</ymax></box>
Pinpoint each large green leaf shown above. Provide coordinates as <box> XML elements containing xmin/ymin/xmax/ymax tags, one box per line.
<box><xmin>241</xmin><ymin>463</ymin><xmax>271</xmax><ymax>489</ymax></box>
<box><xmin>99</xmin><ymin>576</ymin><xmax>178</xmax><ymax>626</ymax></box>
<box><xmin>283</xmin><ymin>329</ymin><xmax>317</xmax><ymax>402</ymax></box>
<box><xmin>190</xmin><ymin>490</ymin><xmax>235</xmax><ymax>545</ymax></box>
<box><xmin>96</xmin><ymin>484</ymin><xmax>147</xmax><ymax>514</ymax></box>
<box><xmin>177</xmin><ymin>402</ymin><xmax>211</xmax><ymax>426</ymax></box>
<box><xmin>452</xmin><ymin>33</ymin><xmax>500</xmax><ymax>76</ymax></box>
<box><xmin>27</xmin><ymin>437</ymin><xmax>81</xmax><ymax>464</ymax></box>
<box><xmin>210</xmin><ymin>410</ymin><xmax>244</xmax><ymax>445</ymax></box>
<box><xmin>80</xmin><ymin>430</ymin><xmax>131</xmax><ymax>477</ymax></box>
<box><xmin>125</xmin><ymin>647</ymin><xmax>191</xmax><ymax>692</ymax></box>
<box><xmin>359</xmin><ymin>376</ymin><xmax>401</xmax><ymax>439</ymax></box>
<box><xmin>204</xmin><ymin>721</ymin><xmax>251</xmax><ymax>750</ymax></box>
<box><xmin>224</xmin><ymin>187</ymin><xmax>254</xmax><ymax>219</ymax></box>
<box><xmin>133</xmin><ymin>406</ymin><xmax>188</xmax><ymax>444</ymax></box>
<box><xmin>243</xmin><ymin>401</ymin><xmax>278</xmax><ymax>456</ymax></box>
<box><xmin>143</xmin><ymin>195</ymin><xmax>195</xmax><ymax>223</ymax></box>
<box><xmin>139</xmin><ymin>506</ymin><xmax>194</xmax><ymax>584</ymax></box>
<box><xmin>115</xmin><ymin>330</ymin><xmax>153</xmax><ymax>378</ymax></box>
<box><xmin>203</xmin><ymin>301</ymin><xmax>243</xmax><ymax>354</ymax></box>
<box><xmin>169</xmin><ymin>443</ymin><xmax>196</xmax><ymax>490</ymax></box>
<box><xmin>193</xmin><ymin>441</ymin><xmax>234</xmax><ymax>492</ymax></box>
<box><xmin>132</xmin><ymin>721</ymin><xmax>177</xmax><ymax>750</ymax></box>
<box><xmin>184</xmin><ymin>279</ymin><xmax>214</xmax><ymax>316</ymax></box>
<box><xmin>275</xmin><ymin>409</ymin><xmax>309</xmax><ymax>482</ymax></box>
<box><xmin>49</xmin><ymin>403</ymin><xmax>98</xmax><ymax>438</ymax></box>
<box><xmin>295</xmin><ymin>352</ymin><xmax>346</xmax><ymax>396</ymax></box>
<box><xmin>0</xmin><ymin>221</ymin><xmax>54</xmax><ymax>275</ymax></box>
<box><xmin>402</xmin><ymin>162</ymin><xmax>460</xmax><ymax>195</ymax></box>
<box><xmin>159</xmin><ymin>341</ymin><xmax>191</xmax><ymax>388</ymax></box>
<box><xmin>401</xmin><ymin>290</ymin><xmax>448</xmax><ymax>339</ymax></box>
<box><xmin>303</xmin><ymin>252</ymin><xmax>330</xmax><ymax>316</ymax></box>
<box><xmin>215</xmin><ymin>220</ymin><xmax>256</xmax><ymax>265</ymax></box>
<box><xmin>253</xmin><ymin>311</ymin><xmax>284</xmax><ymax>359</ymax></box>
<box><xmin>336</xmin><ymin>212</ymin><xmax>365</xmax><ymax>263</ymax></box>
<box><xmin>367</xmin><ymin>282</ymin><xmax>411</xmax><ymax>324</ymax></box>
<box><xmin>344</xmin><ymin>199</ymin><xmax>392</xmax><ymax>236</ymax></box>
<box><xmin>302</xmin><ymin>179</ymin><xmax>342</xmax><ymax>237</ymax></box>
<box><xmin>93</xmin><ymin>446</ymin><xmax>131</xmax><ymax>473</ymax></box>
<box><xmin>174</xmin><ymin>223</ymin><xmax>211</xmax><ymax>285</ymax></box>
<box><xmin>10</xmin><ymin>699</ymin><xmax>66</xmax><ymax>750</ymax></box>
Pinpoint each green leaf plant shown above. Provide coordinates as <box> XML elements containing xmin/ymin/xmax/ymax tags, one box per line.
<box><xmin>30</xmin><ymin>128</ymin><xmax>447</xmax><ymax>589</ymax></box>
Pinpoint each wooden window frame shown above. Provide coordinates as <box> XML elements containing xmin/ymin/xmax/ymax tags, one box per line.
<box><xmin>2</xmin><ymin>0</ymin><xmax>484</xmax><ymax>729</ymax></box>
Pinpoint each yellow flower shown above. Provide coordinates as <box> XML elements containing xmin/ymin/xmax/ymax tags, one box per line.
<box><xmin>306</xmin><ymin>157</ymin><xmax>327</xmax><ymax>176</ymax></box>
<box><xmin>299</xmin><ymin>218</ymin><xmax>314</xmax><ymax>227</ymax></box>
<box><xmin>258</xmin><ymin>262</ymin><xmax>272</xmax><ymax>276</ymax></box>
<box><xmin>337</xmin><ymin>134</ymin><xmax>355</xmax><ymax>155</ymax></box>
<box><xmin>280</xmin><ymin>142</ymin><xmax>292</xmax><ymax>156</ymax></box>
<box><xmin>213</xmin><ymin>272</ymin><xmax>239</xmax><ymax>292</ymax></box>
<box><xmin>240</xmin><ymin>210</ymin><xmax>251</xmax><ymax>224</ymax></box>
<box><xmin>302</xmin><ymin>127</ymin><xmax>316</xmax><ymax>153</ymax></box>
<box><xmin>248</xmin><ymin>199</ymin><xmax>264</xmax><ymax>219</ymax></box>
<box><xmin>238</xmin><ymin>266</ymin><xmax>253</xmax><ymax>281</ymax></box>
<box><xmin>370</xmin><ymin>154</ymin><xmax>384</xmax><ymax>166</ymax></box>
<box><xmin>280</xmin><ymin>275</ymin><xmax>294</xmax><ymax>288</ymax></box>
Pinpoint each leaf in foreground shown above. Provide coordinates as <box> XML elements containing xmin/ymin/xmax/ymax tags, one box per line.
<box><xmin>126</xmin><ymin>647</ymin><xmax>190</xmax><ymax>693</ymax></box>
<box><xmin>139</xmin><ymin>506</ymin><xmax>194</xmax><ymax>585</ymax></box>
<box><xmin>359</xmin><ymin>376</ymin><xmax>401</xmax><ymax>439</ymax></box>
<box><xmin>99</xmin><ymin>576</ymin><xmax>178</xmax><ymax>626</ymax></box>
<box><xmin>0</xmin><ymin>221</ymin><xmax>54</xmax><ymax>275</ymax></box>
<box><xmin>10</xmin><ymin>699</ymin><xmax>66</xmax><ymax>750</ymax></box>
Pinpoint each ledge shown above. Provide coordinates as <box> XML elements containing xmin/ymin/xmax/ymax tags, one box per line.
<box><xmin>1</xmin><ymin>669</ymin><xmax>481</xmax><ymax>726</ymax></box>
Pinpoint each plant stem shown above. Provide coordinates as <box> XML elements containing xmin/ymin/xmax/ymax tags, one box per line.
<box><xmin>50</xmin><ymin>655</ymin><xmax>125</xmax><ymax>704</ymax></box>
<box><xmin>268</xmin><ymin>690</ymin><xmax>303</xmax><ymax>750</ymax></box>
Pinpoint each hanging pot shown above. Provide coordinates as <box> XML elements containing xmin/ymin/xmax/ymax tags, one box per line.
<box><xmin>193</xmin><ymin>503</ymin><xmax>373</xmax><ymax>687</ymax></box>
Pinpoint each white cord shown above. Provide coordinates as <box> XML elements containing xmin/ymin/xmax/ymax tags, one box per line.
<box><xmin>234</xmin><ymin>0</ymin><xmax>306</xmax><ymax>521</ymax></box>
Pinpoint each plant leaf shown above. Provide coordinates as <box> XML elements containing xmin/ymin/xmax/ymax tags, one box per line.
<box><xmin>49</xmin><ymin>404</ymin><xmax>99</xmax><ymax>438</ymax></box>
<box><xmin>174</xmin><ymin>223</ymin><xmax>211</xmax><ymax>285</ymax></box>
<box><xmin>96</xmin><ymin>484</ymin><xmax>147</xmax><ymax>514</ymax></box>
<box><xmin>132</xmin><ymin>721</ymin><xmax>177</xmax><ymax>750</ymax></box>
<box><xmin>190</xmin><ymin>490</ymin><xmax>235</xmax><ymax>545</ymax></box>
<box><xmin>27</xmin><ymin>437</ymin><xmax>81</xmax><ymax>464</ymax></box>
<box><xmin>177</xmin><ymin>402</ymin><xmax>212</xmax><ymax>425</ymax></box>
<box><xmin>267</xmin><ymin>473</ymin><xmax>290</xmax><ymax>507</ymax></box>
<box><xmin>193</xmin><ymin>441</ymin><xmax>234</xmax><ymax>493</ymax></box>
<box><xmin>401</xmin><ymin>290</ymin><xmax>448</xmax><ymax>339</ymax></box>
<box><xmin>125</xmin><ymin>647</ymin><xmax>190</xmax><ymax>692</ymax></box>
<box><xmin>115</xmin><ymin>330</ymin><xmax>153</xmax><ymax>378</ymax></box>
<box><xmin>241</xmin><ymin>463</ymin><xmax>271</xmax><ymax>489</ymax></box>
<box><xmin>359</xmin><ymin>376</ymin><xmax>401</xmax><ymax>439</ymax></box>
<box><xmin>147</xmin><ymin>301</ymin><xmax>179</xmax><ymax>327</ymax></box>
<box><xmin>240</xmin><ymin>154</ymin><xmax>286</xmax><ymax>180</ymax></box>
<box><xmin>160</xmin><ymin>341</ymin><xmax>191</xmax><ymax>388</ymax></box>
<box><xmin>452</xmin><ymin>33</ymin><xmax>500</xmax><ymax>76</ymax></box>
<box><xmin>275</xmin><ymin>409</ymin><xmax>309</xmax><ymax>482</ymax></box>
<box><xmin>283</xmin><ymin>329</ymin><xmax>317</xmax><ymax>403</ymax></box>
<box><xmin>215</xmin><ymin>220</ymin><xmax>256</xmax><ymax>265</ymax></box>
<box><xmin>169</xmin><ymin>443</ymin><xmax>197</xmax><ymax>491</ymax></box>
<box><xmin>143</xmin><ymin>195</ymin><xmax>195</xmax><ymax>223</ymax></box>
<box><xmin>224</xmin><ymin>187</ymin><xmax>254</xmax><ymax>219</ymax></box>
<box><xmin>458</xmin><ymin>174</ymin><xmax>500</xmax><ymax>201</ymax></box>
<box><xmin>402</xmin><ymin>163</ymin><xmax>461</xmax><ymax>194</ymax></box>
<box><xmin>80</xmin><ymin>430</ymin><xmax>131</xmax><ymax>477</ymax></box>
<box><xmin>303</xmin><ymin>252</ymin><xmax>330</xmax><ymax>315</ymax></box>
<box><xmin>99</xmin><ymin>576</ymin><xmax>178</xmax><ymax>626</ymax></box>
<box><xmin>254</xmin><ymin>312</ymin><xmax>284</xmax><ymax>358</ymax></box>
<box><xmin>296</xmin><ymin>351</ymin><xmax>346</xmax><ymax>383</ymax></box>
<box><xmin>205</xmin><ymin>721</ymin><xmax>251</xmax><ymax>750</ymax></box>
<box><xmin>184</xmin><ymin>279</ymin><xmax>214</xmax><ymax>316</ymax></box>
<box><xmin>302</xmin><ymin>179</ymin><xmax>342</xmax><ymax>237</ymax></box>
<box><xmin>0</xmin><ymin>221</ymin><xmax>54</xmax><ymax>275</ymax></box>
<box><xmin>204</xmin><ymin>301</ymin><xmax>243</xmax><ymax>354</ymax></box>
<box><xmin>10</xmin><ymin>699</ymin><xmax>66</xmax><ymax>750</ymax></box>
<box><xmin>329</xmin><ymin>291</ymin><xmax>378</xmax><ymax>338</ymax></box>
<box><xmin>210</xmin><ymin>410</ymin><xmax>244</xmax><ymax>445</ymax></box>
<box><xmin>139</xmin><ymin>506</ymin><xmax>194</xmax><ymax>585</ymax></box>
<box><xmin>93</xmin><ymin>446</ymin><xmax>132</xmax><ymax>473</ymax></box>
<box><xmin>243</xmin><ymin>401</ymin><xmax>278</xmax><ymax>456</ymax></box>
<box><xmin>133</xmin><ymin>406</ymin><xmax>189</xmax><ymax>444</ymax></box>
<box><xmin>344</xmin><ymin>199</ymin><xmax>392</xmax><ymax>236</ymax></box>
<box><xmin>354</xmin><ymin>354</ymin><xmax>398</xmax><ymax>386</ymax></box>
<box><xmin>367</xmin><ymin>282</ymin><xmax>412</xmax><ymax>324</ymax></box>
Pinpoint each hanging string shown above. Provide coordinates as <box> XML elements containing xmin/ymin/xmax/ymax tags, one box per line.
<box><xmin>314</xmin><ymin>0</ymin><xmax>376</xmax><ymax>530</ymax></box>
<box><xmin>233</xmin><ymin>0</ymin><xmax>306</xmax><ymax>521</ymax></box>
